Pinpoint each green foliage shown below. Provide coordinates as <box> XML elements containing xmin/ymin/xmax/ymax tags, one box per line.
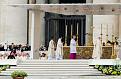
<box><xmin>94</xmin><ymin>64</ymin><xmax>99</xmax><ymax>69</ymax></box>
<box><xmin>0</xmin><ymin>65</ymin><xmax>10</xmax><ymax>72</ymax></box>
<box><xmin>94</xmin><ymin>65</ymin><xmax>121</xmax><ymax>75</ymax></box>
<box><xmin>11</xmin><ymin>70</ymin><xmax>28</xmax><ymax>78</ymax></box>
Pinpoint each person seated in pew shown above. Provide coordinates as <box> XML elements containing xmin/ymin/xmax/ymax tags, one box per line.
<box><xmin>7</xmin><ymin>52</ymin><xmax>15</xmax><ymax>59</ymax></box>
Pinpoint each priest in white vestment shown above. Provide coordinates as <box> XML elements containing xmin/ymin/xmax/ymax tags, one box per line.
<box><xmin>92</xmin><ymin>37</ymin><xmax>102</xmax><ymax>59</ymax></box>
<box><xmin>56</xmin><ymin>37</ymin><xmax>63</xmax><ymax>60</ymax></box>
<box><xmin>70</xmin><ymin>35</ymin><xmax>77</xmax><ymax>59</ymax></box>
<box><xmin>114</xmin><ymin>42</ymin><xmax>119</xmax><ymax>59</ymax></box>
<box><xmin>48</xmin><ymin>37</ymin><xmax>55</xmax><ymax>60</ymax></box>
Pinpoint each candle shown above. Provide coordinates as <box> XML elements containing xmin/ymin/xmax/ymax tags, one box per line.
<box><xmin>66</xmin><ymin>25</ymin><xmax>67</xmax><ymax>37</ymax></box>
<box><xmin>101</xmin><ymin>24</ymin><xmax>103</xmax><ymax>44</ymax></box>
<box><xmin>77</xmin><ymin>23</ymin><xmax>79</xmax><ymax>35</ymax></box>
<box><xmin>101</xmin><ymin>24</ymin><xmax>102</xmax><ymax>35</ymax></box>
<box><xmin>71</xmin><ymin>24</ymin><xmax>73</xmax><ymax>37</ymax></box>
<box><xmin>107</xmin><ymin>24</ymin><xmax>108</xmax><ymax>36</ymax></box>
<box><xmin>106</xmin><ymin>24</ymin><xmax>108</xmax><ymax>45</ymax></box>
<box><xmin>112</xmin><ymin>25</ymin><xmax>114</xmax><ymax>42</ymax></box>
<box><xmin>112</xmin><ymin>24</ymin><xmax>115</xmax><ymax>35</ymax></box>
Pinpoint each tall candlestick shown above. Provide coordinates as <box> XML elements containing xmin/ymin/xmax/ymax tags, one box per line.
<box><xmin>77</xmin><ymin>23</ymin><xmax>79</xmax><ymax>46</ymax></box>
<box><xmin>64</xmin><ymin>20</ymin><xmax>67</xmax><ymax>46</ymax></box>
<box><xmin>106</xmin><ymin>24</ymin><xmax>108</xmax><ymax>45</ymax></box>
<box><xmin>71</xmin><ymin>24</ymin><xmax>73</xmax><ymax>38</ymax></box>
<box><xmin>77</xmin><ymin>23</ymin><xmax>79</xmax><ymax>35</ymax></box>
<box><xmin>64</xmin><ymin>25</ymin><xmax>67</xmax><ymax>46</ymax></box>
<box><xmin>112</xmin><ymin>25</ymin><xmax>114</xmax><ymax>42</ymax></box>
<box><xmin>101</xmin><ymin>24</ymin><xmax>103</xmax><ymax>44</ymax></box>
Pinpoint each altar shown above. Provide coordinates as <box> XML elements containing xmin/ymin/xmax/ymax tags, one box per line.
<box><xmin>63</xmin><ymin>46</ymin><xmax>113</xmax><ymax>59</ymax></box>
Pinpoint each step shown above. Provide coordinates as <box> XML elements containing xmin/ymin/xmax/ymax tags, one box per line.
<box><xmin>0</xmin><ymin>73</ymin><xmax>105</xmax><ymax>76</ymax></box>
<box><xmin>17</xmin><ymin>64</ymin><xmax>89</xmax><ymax>67</ymax></box>
<box><xmin>10</xmin><ymin>66</ymin><xmax>94</xmax><ymax>69</ymax></box>
<box><xmin>1</xmin><ymin>70</ymin><xmax>102</xmax><ymax>73</ymax></box>
<box><xmin>20</xmin><ymin>60</ymin><xmax>89</xmax><ymax>64</ymax></box>
<box><xmin>19</xmin><ymin>62</ymin><xmax>88</xmax><ymax>65</ymax></box>
<box><xmin>0</xmin><ymin>60</ymin><xmax>104</xmax><ymax>76</ymax></box>
<box><xmin>1</xmin><ymin>71</ymin><xmax>103</xmax><ymax>76</ymax></box>
<box><xmin>21</xmin><ymin>60</ymin><xmax>89</xmax><ymax>62</ymax></box>
<box><xmin>1</xmin><ymin>70</ymin><xmax>102</xmax><ymax>74</ymax></box>
<box><xmin>6</xmin><ymin>68</ymin><xmax>98</xmax><ymax>71</ymax></box>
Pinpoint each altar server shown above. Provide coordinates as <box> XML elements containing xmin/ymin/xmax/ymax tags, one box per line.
<box><xmin>56</xmin><ymin>37</ymin><xmax>63</xmax><ymax>60</ymax></box>
<box><xmin>48</xmin><ymin>37</ymin><xmax>55</xmax><ymax>60</ymax></box>
<box><xmin>4</xmin><ymin>43</ymin><xmax>8</xmax><ymax>51</ymax></box>
<box><xmin>92</xmin><ymin>37</ymin><xmax>102</xmax><ymax>59</ymax></box>
<box><xmin>70</xmin><ymin>35</ymin><xmax>77</xmax><ymax>59</ymax></box>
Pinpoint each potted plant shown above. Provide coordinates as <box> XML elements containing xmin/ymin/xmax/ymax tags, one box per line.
<box><xmin>11</xmin><ymin>70</ymin><xmax>28</xmax><ymax>79</ymax></box>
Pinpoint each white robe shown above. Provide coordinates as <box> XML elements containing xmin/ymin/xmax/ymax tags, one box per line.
<box><xmin>48</xmin><ymin>40</ymin><xmax>55</xmax><ymax>60</ymax></box>
<box><xmin>56</xmin><ymin>38</ymin><xmax>63</xmax><ymax>60</ymax></box>
<box><xmin>4</xmin><ymin>44</ymin><xmax>7</xmax><ymax>50</ymax></box>
<box><xmin>114</xmin><ymin>44</ymin><xmax>119</xmax><ymax>59</ymax></box>
<box><xmin>70</xmin><ymin>39</ymin><xmax>77</xmax><ymax>53</ymax></box>
<box><xmin>92</xmin><ymin>38</ymin><xmax>102</xmax><ymax>59</ymax></box>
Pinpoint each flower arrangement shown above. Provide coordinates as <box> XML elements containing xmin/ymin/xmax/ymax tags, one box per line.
<box><xmin>0</xmin><ymin>64</ymin><xmax>10</xmax><ymax>72</ymax></box>
<box><xmin>11</xmin><ymin>70</ymin><xmax>28</xmax><ymax>79</ymax></box>
<box><xmin>94</xmin><ymin>65</ymin><xmax>121</xmax><ymax>75</ymax></box>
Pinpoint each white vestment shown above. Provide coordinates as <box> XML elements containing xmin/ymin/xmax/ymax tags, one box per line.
<box><xmin>114</xmin><ymin>44</ymin><xmax>119</xmax><ymax>59</ymax></box>
<box><xmin>4</xmin><ymin>44</ymin><xmax>7</xmax><ymax>50</ymax></box>
<box><xmin>56</xmin><ymin>38</ymin><xmax>63</xmax><ymax>60</ymax></box>
<box><xmin>70</xmin><ymin>39</ymin><xmax>77</xmax><ymax>53</ymax></box>
<box><xmin>48</xmin><ymin>40</ymin><xmax>55</xmax><ymax>60</ymax></box>
<box><xmin>92</xmin><ymin>38</ymin><xmax>102</xmax><ymax>59</ymax></box>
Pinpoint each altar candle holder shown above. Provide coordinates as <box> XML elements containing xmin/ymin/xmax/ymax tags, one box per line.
<box><xmin>100</xmin><ymin>24</ymin><xmax>103</xmax><ymax>45</ymax></box>
<box><xmin>76</xmin><ymin>23</ymin><xmax>79</xmax><ymax>46</ymax></box>
<box><xmin>106</xmin><ymin>24</ymin><xmax>109</xmax><ymax>45</ymax></box>
<box><xmin>71</xmin><ymin>24</ymin><xmax>73</xmax><ymax>38</ymax></box>
<box><xmin>64</xmin><ymin>25</ymin><xmax>67</xmax><ymax>46</ymax></box>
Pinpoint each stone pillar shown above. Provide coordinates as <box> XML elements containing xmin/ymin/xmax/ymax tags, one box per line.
<box><xmin>86</xmin><ymin>0</ymin><xmax>93</xmax><ymax>46</ymax></box>
<box><xmin>30</xmin><ymin>0</ymin><xmax>36</xmax><ymax>4</ymax></box>
<box><xmin>49</xmin><ymin>0</ymin><xmax>59</xmax><ymax>3</ymax></box>
<box><xmin>119</xmin><ymin>0</ymin><xmax>121</xmax><ymax>41</ymax></box>
<box><xmin>93</xmin><ymin>0</ymin><xmax>119</xmax><ymax>44</ymax></box>
<box><xmin>36</xmin><ymin>0</ymin><xmax>45</xmax><ymax>4</ymax></box>
<box><xmin>0</xmin><ymin>0</ymin><xmax>27</xmax><ymax>45</ymax></box>
<box><xmin>29</xmin><ymin>0</ymin><xmax>45</xmax><ymax>46</ymax></box>
<box><xmin>30</xmin><ymin>10</ymin><xmax>43</xmax><ymax>59</ymax></box>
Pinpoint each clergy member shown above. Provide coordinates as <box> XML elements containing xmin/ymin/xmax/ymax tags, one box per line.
<box><xmin>92</xmin><ymin>37</ymin><xmax>102</xmax><ymax>59</ymax></box>
<box><xmin>56</xmin><ymin>37</ymin><xmax>63</xmax><ymax>60</ymax></box>
<box><xmin>48</xmin><ymin>37</ymin><xmax>55</xmax><ymax>60</ymax></box>
<box><xmin>70</xmin><ymin>35</ymin><xmax>77</xmax><ymax>59</ymax></box>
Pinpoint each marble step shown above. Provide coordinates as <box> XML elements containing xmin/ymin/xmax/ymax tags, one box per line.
<box><xmin>6</xmin><ymin>68</ymin><xmax>98</xmax><ymax>71</ymax></box>
<box><xmin>17</xmin><ymin>64</ymin><xmax>89</xmax><ymax>67</ymax></box>
<box><xmin>21</xmin><ymin>60</ymin><xmax>89</xmax><ymax>62</ymax></box>
<box><xmin>0</xmin><ymin>60</ymin><xmax>105</xmax><ymax>76</ymax></box>
<box><xmin>20</xmin><ymin>60</ymin><xmax>89</xmax><ymax>64</ymax></box>
<box><xmin>10</xmin><ymin>66</ymin><xmax>94</xmax><ymax>69</ymax></box>
<box><xmin>1</xmin><ymin>71</ymin><xmax>103</xmax><ymax>76</ymax></box>
<box><xmin>0</xmin><ymin>73</ymin><xmax>104</xmax><ymax>76</ymax></box>
<box><xmin>19</xmin><ymin>63</ymin><xmax>88</xmax><ymax>65</ymax></box>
